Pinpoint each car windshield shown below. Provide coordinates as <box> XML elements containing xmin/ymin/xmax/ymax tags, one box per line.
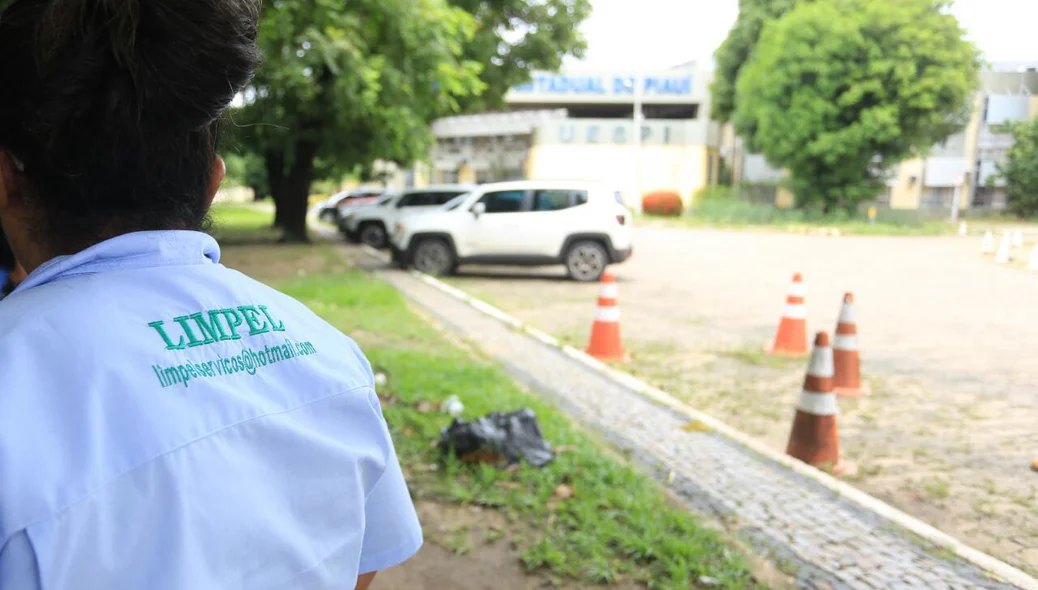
<box><xmin>441</xmin><ymin>192</ymin><xmax>473</xmax><ymax>211</ymax></box>
<box><xmin>375</xmin><ymin>194</ymin><xmax>395</xmax><ymax>206</ymax></box>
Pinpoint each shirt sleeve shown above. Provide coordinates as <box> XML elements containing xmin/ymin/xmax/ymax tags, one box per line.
<box><xmin>357</xmin><ymin>443</ymin><xmax>423</xmax><ymax>574</ymax></box>
<box><xmin>0</xmin><ymin>532</ymin><xmax>41</xmax><ymax>590</ymax></box>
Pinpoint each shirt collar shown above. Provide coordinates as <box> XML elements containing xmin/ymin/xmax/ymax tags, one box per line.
<box><xmin>15</xmin><ymin>231</ymin><xmax>221</xmax><ymax>293</ymax></box>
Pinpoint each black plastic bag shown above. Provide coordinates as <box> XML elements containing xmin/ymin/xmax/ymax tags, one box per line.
<box><xmin>438</xmin><ymin>408</ymin><xmax>554</xmax><ymax>467</ymax></box>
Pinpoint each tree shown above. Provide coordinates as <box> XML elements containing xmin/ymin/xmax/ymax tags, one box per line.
<box><xmin>234</xmin><ymin>0</ymin><xmax>485</xmax><ymax>242</ymax></box>
<box><xmin>711</xmin><ymin>0</ymin><xmax>798</xmax><ymax>124</ymax></box>
<box><xmin>223</xmin><ymin>152</ymin><xmax>270</xmax><ymax>200</ymax></box>
<box><xmin>447</xmin><ymin>0</ymin><xmax>591</xmax><ymax>111</ymax></box>
<box><xmin>732</xmin><ymin>0</ymin><xmax>980</xmax><ymax>212</ymax></box>
<box><xmin>233</xmin><ymin>0</ymin><xmax>591</xmax><ymax>242</ymax></box>
<box><xmin>998</xmin><ymin>117</ymin><xmax>1038</xmax><ymax>218</ymax></box>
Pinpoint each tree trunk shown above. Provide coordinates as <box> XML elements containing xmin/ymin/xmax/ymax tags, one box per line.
<box><xmin>266</xmin><ymin>151</ymin><xmax>287</xmax><ymax>228</ymax></box>
<box><xmin>278</xmin><ymin>139</ymin><xmax>320</xmax><ymax>243</ymax></box>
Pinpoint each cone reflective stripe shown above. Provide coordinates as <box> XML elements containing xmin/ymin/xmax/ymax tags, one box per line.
<box><xmin>1013</xmin><ymin>228</ymin><xmax>1024</xmax><ymax>248</ymax></box>
<box><xmin>996</xmin><ymin>230</ymin><xmax>1012</xmax><ymax>264</ymax></box>
<box><xmin>787</xmin><ymin>332</ymin><xmax>845</xmax><ymax>473</ymax></box>
<box><xmin>833</xmin><ymin>293</ymin><xmax>870</xmax><ymax>398</ymax></box>
<box><xmin>959</xmin><ymin>221</ymin><xmax>968</xmax><ymax>237</ymax></box>
<box><xmin>768</xmin><ymin>273</ymin><xmax>809</xmax><ymax>356</ymax></box>
<box><xmin>1029</xmin><ymin>245</ymin><xmax>1038</xmax><ymax>272</ymax></box>
<box><xmin>586</xmin><ymin>272</ymin><xmax>628</xmax><ymax>362</ymax></box>
<box><xmin>981</xmin><ymin>230</ymin><xmax>995</xmax><ymax>254</ymax></box>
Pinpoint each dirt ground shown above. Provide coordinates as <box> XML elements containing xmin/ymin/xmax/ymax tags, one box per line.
<box><xmin>375</xmin><ymin>500</ymin><xmax>636</xmax><ymax>590</ymax></box>
<box><xmin>444</xmin><ymin>226</ymin><xmax>1038</xmax><ymax>574</ymax></box>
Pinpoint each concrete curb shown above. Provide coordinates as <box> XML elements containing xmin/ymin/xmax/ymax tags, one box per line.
<box><xmin>359</xmin><ymin>245</ymin><xmax>1038</xmax><ymax>590</ymax></box>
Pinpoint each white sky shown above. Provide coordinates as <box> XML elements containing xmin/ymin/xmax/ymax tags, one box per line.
<box><xmin>568</xmin><ymin>0</ymin><xmax>1038</xmax><ymax>71</ymax></box>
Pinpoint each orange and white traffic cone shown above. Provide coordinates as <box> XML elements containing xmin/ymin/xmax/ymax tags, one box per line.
<box><xmin>586</xmin><ymin>272</ymin><xmax>628</xmax><ymax>362</ymax></box>
<box><xmin>833</xmin><ymin>293</ymin><xmax>870</xmax><ymax>398</ymax></box>
<box><xmin>767</xmin><ymin>273</ymin><xmax>808</xmax><ymax>356</ymax></box>
<box><xmin>787</xmin><ymin>332</ymin><xmax>846</xmax><ymax>474</ymax></box>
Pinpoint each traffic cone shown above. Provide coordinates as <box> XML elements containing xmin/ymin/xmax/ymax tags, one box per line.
<box><xmin>1028</xmin><ymin>245</ymin><xmax>1038</xmax><ymax>272</ymax></box>
<box><xmin>1013</xmin><ymin>228</ymin><xmax>1024</xmax><ymax>248</ymax></box>
<box><xmin>767</xmin><ymin>273</ymin><xmax>808</xmax><ymax>356</ymax></box>
<box><xmin>996</xmin><ymin>230</ymin><xmax>1012</xmax><ymax>264</ymax></box>
<box><xmin>787</xmin><ymin>332</ymin><xmax>845</xmax><ymax>474</ymax></box>
<box><xmin>959</xmin><ymin>221</ymin><xmax>968</xmax><ymax>237</ymax></box>
<box><xmin>833</xmin><ymin>293</ymin><xmax>870</xmax><ymax>398</ymax></box>
<box><xmin>586</xmin><ymin>272</ymin><xmax>628</xmax><ymax>362</ymax></box>
<box><xmin>981</xmin><ymin>230</ymin><xmax>995</xmax><ymax>254</ymax></box>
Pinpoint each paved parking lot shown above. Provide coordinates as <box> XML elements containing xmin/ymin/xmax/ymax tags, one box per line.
<box><xmin>444</xmin><ymin>226</ymin><xmax>1038</xmax><ymax>573</ymax></box>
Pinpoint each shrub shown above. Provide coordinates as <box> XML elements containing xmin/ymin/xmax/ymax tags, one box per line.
<box><xmin>641</xmin><ymin>191</ymin><xmax>684</xmax><ymax>216</ymax></box>
<box><xmin>692</xmin><ymin>185</ymin><xmax>736</xmax><ymax>202</ymax></box>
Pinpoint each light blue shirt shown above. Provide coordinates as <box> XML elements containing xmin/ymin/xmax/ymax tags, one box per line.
<box><xmin>0</xmin><ymin>231</ymin><xmax>422</xmax><ymax>589</ymax></box>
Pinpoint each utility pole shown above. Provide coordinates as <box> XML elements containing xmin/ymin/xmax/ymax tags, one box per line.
<box><xmin>631</xmin><ymin>73</ymin><xmax>643</xmax><ymax>212</ymax></box>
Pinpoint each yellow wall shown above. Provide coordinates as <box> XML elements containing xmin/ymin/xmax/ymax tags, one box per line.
<box><xmin>524</xmin><ymin>143</ymin><xmax>710</xmax><ymax>207</ymax></box>
<box><xmin>1030</xmin><ymin>96</ymin><xmax>1038</xmax><ymax>119</ymax></box>
<box><xmin>888</xmin><ymin>158</ymin><xmax>925</xmax><ymax>209</ymax></box>
<box><xmin>457</xmin><ymin>162</ymin><xmax>476</xmax><ymax>184</ymax></box>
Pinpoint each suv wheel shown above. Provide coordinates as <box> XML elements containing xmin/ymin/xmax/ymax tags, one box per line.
<box><xmin>565</xmin><ymin>240</ymin><xmax>608</xmax><ymax>282</ymax></box>
<box><xmin>359</xmin><ymin>223</ymin><xmax>388</xmax><ymax>249</ymax></box>
<box><xmin>412</xmin><ymin>238</ymin><xmax>456</xmax><ymax>276</ymax></box>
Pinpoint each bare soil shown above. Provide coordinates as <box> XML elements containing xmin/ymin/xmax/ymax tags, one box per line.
<box><xmin>376</xmin><ymin>500</ymin><xmax>644</xmax><ymax>590</ymax></box>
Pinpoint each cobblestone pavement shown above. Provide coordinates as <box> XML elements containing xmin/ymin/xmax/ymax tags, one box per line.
<box><xmin>368</xmin><ymin>258</ymin><xmax>1023</xmax><ymax>590</ymax></box>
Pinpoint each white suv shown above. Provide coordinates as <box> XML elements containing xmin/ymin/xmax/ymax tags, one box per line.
<box><xmin>339</xmin><ymin>185</ymin><xmax>475</xmax><ymax>248</ymax></box>
<box><xmin>389</xmin><ymin>181</ymin><xmax>633</xmax><ymax>281</ymax></box>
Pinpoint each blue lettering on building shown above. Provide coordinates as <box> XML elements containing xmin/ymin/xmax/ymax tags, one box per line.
<box><xmin>513</xmin><ymin>74</ymin><xmax>693</xmax><ymax>97</ymax></box>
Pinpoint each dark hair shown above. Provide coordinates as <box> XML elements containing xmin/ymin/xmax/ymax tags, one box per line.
<box><xmin>0</xmin><ymin>226</ymin><xmax>14</xmax><ymax>271</ymax></box>
<box><xmin>0</xmin><ymin>0</ymin><xmax>261</xmax><ymax>253</ymax></box>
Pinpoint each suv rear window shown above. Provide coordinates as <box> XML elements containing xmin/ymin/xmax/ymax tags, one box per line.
<box><xmin>478</xmin><ymin>190</ymin><xmax>525</xmax><ymax>213</ymax></box>
<box><xmin>533</xmin><ymin>190</ymin><xmax>588</xmax><ymax>211</ymax></box>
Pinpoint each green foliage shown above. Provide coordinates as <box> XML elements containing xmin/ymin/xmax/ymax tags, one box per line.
<box><xmin>998</xmin><ymin>117</ymin><xmax>1038</xmax><ymax>218</ymax></box>
<box><xmin>447</xmin><ymin>0</ymin><xmax>592</xmax><ymax>111</ymax></box>
<box><xmin>231</xmin><ymin>0</ymin><xmax>590</xmax><ymax>240</ymax></box>
<box><xmin>711</xmin><ymin>0</ymin><xmax>798</xmax><ymax>124</ymax></box>
<box><xmin>223</xmin><ymin>152</ymin><xmax>269</xmax><ymax>198</ymax></box>
<box><xmin>232</xmin><ymin>0</ymin><xmax>485</xmax><ymax>239</ymax></box>
<box><xmin>732</xmin><ymin>0</ymin><xmax>980</xmax><ymax>213</ymax></box>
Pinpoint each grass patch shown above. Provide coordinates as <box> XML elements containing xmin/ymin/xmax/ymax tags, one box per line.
<box><xmin>923</xmin><ymin>479</ymin><xmax>951</xmax><ymax>500</ymax></box>
<box><xmin>210</xmin><ymin>203</ymin><xmax>280</xmax><ymax>243</ymax></box>
<box><xmin>715</xmin><ymin>347</ymin><xmax>803</xmax><ymax>371</ymax></box>
<box><xmin>273</xmin><ymin>271</ymin><xmax>764</xmax><ymax>588</ymax></box>
<box><xmin>641</xmin><ymin>195</ymin><xmax>955</xmax><ymax>236</ymax></box>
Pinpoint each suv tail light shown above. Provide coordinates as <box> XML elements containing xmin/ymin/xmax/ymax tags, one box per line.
<box><xmin>616</xmin><ymin>214</ymin><xmax>626</xmax><ymax>226</ymax></box>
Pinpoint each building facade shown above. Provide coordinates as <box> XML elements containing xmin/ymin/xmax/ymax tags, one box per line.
<box><xmin>425</xmin><ymin>63</ymin><xmax>720</xmax><ymax>207</ymax></box>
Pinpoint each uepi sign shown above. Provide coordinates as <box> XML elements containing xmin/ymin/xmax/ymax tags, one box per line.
<box><xmin>509</xmin><ymin>72</ymin><xmax>695</xmax><ymax>101</ymax></box>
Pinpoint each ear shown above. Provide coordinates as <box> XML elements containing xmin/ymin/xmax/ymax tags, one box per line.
<box><xmin>204</xmin><ymin>156</ymin><xmax>226</xmax><ymax>210</ymax></box>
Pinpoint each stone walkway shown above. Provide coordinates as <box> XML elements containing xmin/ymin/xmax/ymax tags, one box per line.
<box><xmin>356</xmin><ymin>253</ymin><xmax>1023</xmax><ymax>589</ymax></box>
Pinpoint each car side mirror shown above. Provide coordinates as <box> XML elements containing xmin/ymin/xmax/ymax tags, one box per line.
<box><xmin>472</xmin><ymin>202</ymin><xmax>486</xmax><ymax>218</ymax></box>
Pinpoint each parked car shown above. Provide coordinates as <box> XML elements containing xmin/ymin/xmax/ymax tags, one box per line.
<box><xmin>389</xmin><ymin>180</ymin><xmax>632</xmax><ymax>281</ymax></box>
<box><xmin>315</xmin><ymin>188</ymin><xmax>385</xmax><ymax>223</ymax></box>
<box><xmin>340</xmin><ymin>185</ymin><xmax>476</xmax><ymax>248</ymax></box>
